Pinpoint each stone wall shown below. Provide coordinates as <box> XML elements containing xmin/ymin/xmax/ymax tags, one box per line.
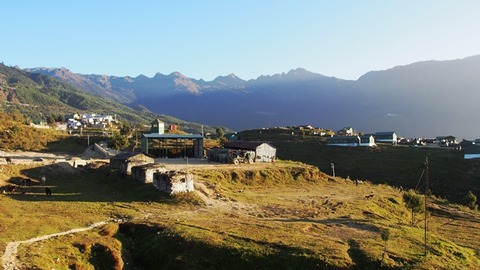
<box><xmin>153</xmin><ymin>170</ymin><xmax>194</xmax><ymax>194</ymax></box>
<box><xmin>131</xmin><ymin>164</ymin><xmax>167</xmax><ymax>184</ymax></box>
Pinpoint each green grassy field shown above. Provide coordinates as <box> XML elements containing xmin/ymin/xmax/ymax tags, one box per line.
<box><xmin>274</xmin><ymin>141</ymin><xmax>479</xmax><ymax>204</ymax></box>
<box><xmin>1</xmin><ymin>161</ymin><xmax>480</xmax><ymax>269</ymax></box>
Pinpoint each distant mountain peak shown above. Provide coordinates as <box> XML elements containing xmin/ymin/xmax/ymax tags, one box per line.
<box><xmin>227</xmin><ymin>73</ymin><xmax>239</xmax><ymax>79</ymax></box>
<box><xmin>211</xmin><ymin>73</ymin><xmax>246</xmax><ymax>89</ymax></box>
<box><xmin>214</xmin><ymin>73</ymin><xmax>242</xmax><ymax>81</ymax></box>
<box><xmin>255</xmin><ymin>68</ymin><xmax>328</xmax><ymax>83</ymax></box>
<box><xmin>285</xmin><ymin>68</ymin><xmax>326</xmax><ymax>79</ymax></box>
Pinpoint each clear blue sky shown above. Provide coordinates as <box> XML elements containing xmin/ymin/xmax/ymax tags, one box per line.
<box><xmin>2</xmin><ymin>1</ymin><xmax>479</xmax><ymax>80</ymax></box>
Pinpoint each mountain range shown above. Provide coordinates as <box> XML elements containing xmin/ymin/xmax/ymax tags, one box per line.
<box><xmin>26</xmin><ymin>55</ymin><xmax>480</xmax><ymax>139</ymax></box>
<box><xmin>0</xmin><ymin>64</ymin><xmax>218</xmax><ymax>134</ymax></box>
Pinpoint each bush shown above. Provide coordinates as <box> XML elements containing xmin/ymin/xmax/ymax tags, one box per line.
<box><xmin>462</xmin><ymin>191</ymin><xmax>477</xmax><ymax>210</ymax></box>
<box><xmin>403</xmin><ymin>190</ymin><xmax>424</xmax><ymax>226</ymax></box>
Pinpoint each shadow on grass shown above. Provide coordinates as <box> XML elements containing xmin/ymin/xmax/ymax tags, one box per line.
<box><xmin>118</xmin><ymin>222</ymin><xmax>349</xmax><ymax>270</ymax></box>
<box><xmin>270</xmin><ymin>217</ymin><xmax>381</xmax><ymax>233</ymax></box>
<box><xmin>428</xmin><ymin>205</ymin><xmax>480</xmax><ymax>224</ymax></box>
<box><xmin>4</xmin><ymin>162</ymin><xmax>176</xmax><ymax>204</ymax></box>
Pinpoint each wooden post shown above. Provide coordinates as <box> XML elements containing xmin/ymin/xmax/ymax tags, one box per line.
<box><xmin>424</xmin><ymin>156</ymin><xmax>429</xmax><ymax>256</ymax></box>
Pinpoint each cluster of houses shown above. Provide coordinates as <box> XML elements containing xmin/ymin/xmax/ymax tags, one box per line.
<box><xmin>327</xmin><ymin>127</ymin><xmax>480</xmax><ymax>160</ymax></box>
<box><xmin>326</xmin><ymin>128</ymin><xmax>397</xmax><ymax>147</ymax></box>
<box><xmin>67</xmin><ymin>113</ymin><xmax>115</xmax><ymax>129</ymax></box>
<box><xmin>326</xmin><ymin>127</ymin><xmax>468</xmax><ymax>148</ymax></box>
<box><xmin>103</xmin><ymin>119</ymin><xmax>278</xmax><ymax>195</ymax></box>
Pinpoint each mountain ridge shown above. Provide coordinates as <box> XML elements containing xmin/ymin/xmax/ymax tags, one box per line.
<box><xmin>0</xmin><ymin>64</ymin><xmax>222</xmax><ymax>134</ymax></box>
<box><xmin>24</xmin><ymin>55</ymin><xmax>480</xmax><ymax>139</ymax></box>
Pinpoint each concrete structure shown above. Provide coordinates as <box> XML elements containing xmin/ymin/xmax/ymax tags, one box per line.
<box><xmin>109</xmin><ymin>152</ymin><xmax>155</xmax><ymax>174</ymax></box>
<box><xmin>224</xmin><ymin>141</ymin><xmax>276</xmax><ymax>162</ymax></box>
<box><xmin>131</xmin><ymin>164</ymin><xmax>167</xmax><ymax>184</ymax></box>
<box><xmin>374</xmin><ymin>132</ymin><xmax>398</xmax><ymax>145</ymax></box>
<box><xmin>153</xmin><ymin>170</ymin><xmax>194</xmax><ymax>194</ymax></box>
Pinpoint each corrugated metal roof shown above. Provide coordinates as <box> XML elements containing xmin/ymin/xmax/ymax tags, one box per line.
<box><xmin>465</xmin><ymin>145</ymin><xmax>480</xmax><ymax>154</ymax></box>
<box><xmin>142</xmin><ymin>133</ymin><xmax>204</xmax><ymax>139</ymax></box>
<box><xmin>225</xmin><ymin>141</ymin><xmax>275</xmax><ymax>150</ymax></box>
<box><xmin>375</xmin><ymin>131</ymin><xmax>396</xmax><ymax>136</ymax></box>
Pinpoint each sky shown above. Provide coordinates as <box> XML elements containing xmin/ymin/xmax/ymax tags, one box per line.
<box><xmin>2</xmin><ymin>1</ymin><xmax>480</xmax><ymax>81</ymax></box>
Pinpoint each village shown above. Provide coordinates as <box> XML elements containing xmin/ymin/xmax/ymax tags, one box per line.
<box><xmin>2</xmin><ymin>116</ymin><xmax>480</xmax><ymax>269</ymax></box>
<box><xmin>10</xmin><ymin>114</ymin><xmax>480</xmax><ymax>196</ymax></box>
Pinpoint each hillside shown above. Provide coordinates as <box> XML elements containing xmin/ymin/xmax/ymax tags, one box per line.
<box><xmin>0</xmin><ymin>110</ymin><xmax>74</xmax><ymax>152</ymax></box>
<box><xmin>27</xmin><ymin>55</ymin><xmax>480</xmax><ymax>138</ymax></box>
<box><xmin>274</xmin><ymin>140</ymin><xmax>480</xmax><ymax>206</ymax></box>
<box><xmin>0</xmin><ymin>64</ymin><xmax>221</xmax><ymax>134</ymax></box>
<box><xmin>1</xmin><ymin>161</ymin><xmax>479</xmax><ymax>269</ymax></box>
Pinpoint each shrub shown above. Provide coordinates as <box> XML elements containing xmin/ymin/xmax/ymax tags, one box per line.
<box><xmin>462</xmin><ymin>191</ymin><xmax>477</xmax><ymax>210</ymax></box>
<box><xmin>403</xmin><ymin>190</ymin><xmax>424</xmax><ymax>226</ymax></box>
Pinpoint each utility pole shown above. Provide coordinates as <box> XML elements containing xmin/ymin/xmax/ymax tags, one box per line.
<box><xmin>424</xmin><ymin>156</ymin><xmax>429</xmax><ymax>256</ymax></box>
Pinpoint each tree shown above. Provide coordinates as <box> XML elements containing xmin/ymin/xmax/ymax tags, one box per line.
<box><xmin>380</xmin><ymin>229</ymin><xmax>390</xmax><ymax>265</ymax></box>
<box><xmin>46</xmin><ymin>115</ymin><xmax>56</xmax><ymax>125</ymax></box>
<box><xmin>108</xmin><ymin>133</ymin><xmax>130</xmax><ymax>151</ymax></box>
<box><xmin>216</xmin><ymin>127</ymin><xmax>225</xmax><ymax>139</ymax></box>
<box><xmin>10</xmin><ymin>125</ymin><xmax>20</xmax><ymax>135</ymax></box>
<box><xmin>56</xmin><ymin>114</ymin><xmax>65</xmax><ymax>123</ymax></box>
<box><xmin>10</xmin><ymin>109</ymin><xmax>24</xmax><ymax>122</ymax></box>
<box><xmin>463</xmin><ymin>190</ymin><xmax>477</xmax><ymax>210</ymax></box>
<box><xmin>120</xmin><ymin>123</ymin><xmax>132</xmax><ymax>137</ymax></box>
<box><xmin>403</xmin><ymin>190</ymin><xmax>424</xmax><ymax>226</ymax></box>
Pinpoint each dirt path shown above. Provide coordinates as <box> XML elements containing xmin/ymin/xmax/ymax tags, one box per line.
<box><xmin>1</xmin><ymin>221</ymin><xmax>108</xmax><ymax>270</ymax></box>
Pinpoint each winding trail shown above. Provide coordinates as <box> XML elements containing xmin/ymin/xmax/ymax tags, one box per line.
<box><xmin>2</xmin><ymin>221</ymin><xmax>107</xmax><ymax>270</ymax></box>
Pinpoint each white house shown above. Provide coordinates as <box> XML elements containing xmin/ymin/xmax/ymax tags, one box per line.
<box><xmin>79</xmin><ymin>113</ymin><xmax>114</xmax><ymax>127</ymax></box>
<box><xmin>375</xmin><ymin>132</ymin><xmax>398</xmax><ymax>145</ymax></box>
<box><xmin>326</xmin><ymin>136</ymin><xmax>361</xmax><ymax>147</ymax></box>
<box><xmin>338</xmin><ymin>127</ymin><xmax>355</xmax><ymax>136</ymax></box>
<box><xmin>67</xmin><ymin>118</ymin><xmax>82</xmax><ymax>129</ymax></box>
<box><xmin>224</xmin><ymin>141</ymin><xmax>277</xmax><ymax>162</ymax></box>
<box><xmin>359</xmin><ymin>135</ymin><xmax>376</xmax><ymax>147</ymax></box>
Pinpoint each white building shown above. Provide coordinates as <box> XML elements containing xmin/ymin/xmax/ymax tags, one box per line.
<box><xmin>224</xmin><ymin>141</ymin><xmax>277</xmax><ymax>162</ymax></box>
<box><xmin>375</xmin><ymin>132</ymin><xmax>398</xmax><ymax>145</ymax></box>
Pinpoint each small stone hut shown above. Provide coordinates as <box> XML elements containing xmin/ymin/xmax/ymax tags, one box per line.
<box><xmin>153</xmin><ymin>170</ymin><xmax>194</xmax><ymax>194</ymax></box>
<box><xmin>109</xmin><ymin>152</ymin><xmax>155</xmax><ymax>174</ymax></box>
<box><xmin>131</xmin><ymin>164</ymin><xmax>167</xmax><ymax>184</ymax></box>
